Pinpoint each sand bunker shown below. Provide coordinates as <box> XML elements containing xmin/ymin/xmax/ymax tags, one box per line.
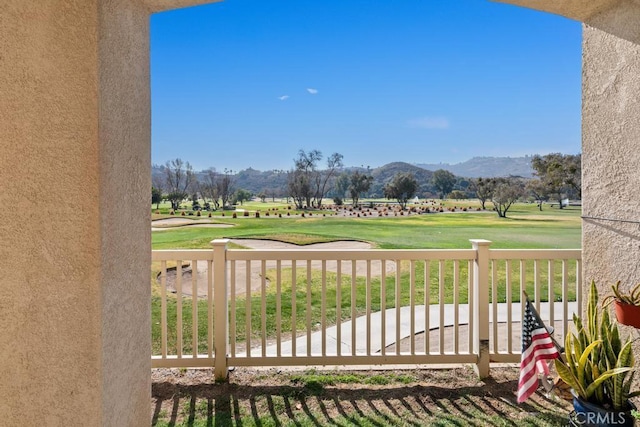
<box><xmin>152</xmin><ymin>217</ymin><xmax>234</xmax><ymax>231</ymax></box>
<box><xmin>161</xmin><ymin>239</ymin><xmax>397</xmax><ymax>297</ymax></box>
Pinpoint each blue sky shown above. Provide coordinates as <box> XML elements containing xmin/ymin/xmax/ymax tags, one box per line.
<box><xmin>150</xmin><ymin>0</ymin><xmax>581</xmax><ymax>172</ymax></box>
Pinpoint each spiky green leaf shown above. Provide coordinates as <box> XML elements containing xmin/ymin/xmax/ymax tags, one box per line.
<box><xmin>584</xmin><ymin>368</ymin><xmax>633</xmax><ymax>399</ymax></box>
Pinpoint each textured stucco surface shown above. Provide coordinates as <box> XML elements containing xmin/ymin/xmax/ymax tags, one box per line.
<box><xmin>582</xmin><ymin>20</ymin><xmax>640</xmax><ymax>296</ymax></box>
<box><xmin>98</xmin><ymin>0</ymin><xmax>152</xmax><ymax>425</ymax></box>
<box><xmin>0</xmin><ymin>1</ymin><xmax>103</xmax><ymax>424</ymax></box>
<box><xmin>587</xmin><ymin>0</ymin><xmax>640</xmax><ymax>43</ymax></box>
<box><xmin>0</xmin><ymin>0</ymin><xmax>154</xmax><ymax>425</ymax></box>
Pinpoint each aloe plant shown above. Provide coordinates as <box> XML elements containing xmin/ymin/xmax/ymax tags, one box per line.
<box><xmin>603</xmin><ymin>281</ymin><xmax>640</xmax><ymax>306</ymax></box>
<box><xmin>555</xmin><ymin>280</ymin><xmax>640</xmax><ymax>410</ymax></box>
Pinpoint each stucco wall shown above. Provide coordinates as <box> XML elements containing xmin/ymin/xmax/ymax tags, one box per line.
<box><xmin>0</xmin><ymin>1</ymin><xmax>104</xmax><ymax>424</ymax></box>
<box><xmin>582</xmin><ymin>5</ymin><xmax>640</xmax><ymax>296</ymax></box>
<box><xmin>98</xmin><ymin>0</ymin><xmax>152</xmax><ymax>425</ymax></box>
<box><xmin>0</xmin><ymin>1</ymin><xmax>151</xmax><ymax>425</ymax></box>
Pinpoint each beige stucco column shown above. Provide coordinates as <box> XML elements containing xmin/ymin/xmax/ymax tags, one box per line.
<box><xmin>494</xmin><ymin>0</ymin><xmax>640</xmax><ymax>300</ymax></box>
<box><xmin>581</xmin><ymin>3</ymin><xmax>640</xmax><ymax>293</ymax></box>
<box><xmin>0</xmin><ymin>0</ymin><xmax>216</xmax><ymax>425</ymax></box>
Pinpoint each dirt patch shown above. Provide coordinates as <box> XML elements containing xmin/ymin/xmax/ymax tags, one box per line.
<box><xmin>151</xmin><ymin>366</ymin><xmax>571</xmax><ymax>426</ymax></box>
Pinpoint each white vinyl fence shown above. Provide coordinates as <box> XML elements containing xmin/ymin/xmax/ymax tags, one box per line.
<box><xmin>151</xmin><ymin>240</ymin><xmax>581</xmax><ymax>379</ymax></box>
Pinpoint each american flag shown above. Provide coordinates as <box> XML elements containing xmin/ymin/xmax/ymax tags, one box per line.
<box><xmin>517</xmin><ymin>298</ymin><xmax>560</xmax><ymax>403</ymax></box>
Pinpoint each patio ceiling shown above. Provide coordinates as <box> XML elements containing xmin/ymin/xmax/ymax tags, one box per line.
<box><xmin>143</xmin><ymin>0</ymin><xmax>222</xmax><ymax>13</ymax></box>
<box><xmin>493</xmin><ymin>0</ymin><xmax>628</xmax><ymax>22</ymax></box>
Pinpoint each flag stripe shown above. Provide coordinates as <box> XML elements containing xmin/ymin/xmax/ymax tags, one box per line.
<box><xmin>517</xmin><ymin>299</ymin><xmax>560</xmax><ymax>403</ymax></box>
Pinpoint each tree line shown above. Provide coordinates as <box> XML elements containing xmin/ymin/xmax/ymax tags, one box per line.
<box><xmin>152</xmin><ymin>152</ymin><xmax>581</xmax><ymax>218</ymax></box>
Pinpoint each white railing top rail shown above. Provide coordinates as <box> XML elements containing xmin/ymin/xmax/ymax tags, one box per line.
<box><xmin>489</xmin><ymin>249</ymin><xmax>581</xmax><ymax>260</ymax></box>
<box><xmin>225</xmin><ymin>248</ymin><xmax>477</xmax><ymax>261</ymax></box>
<box><xmin>152</xmin><ymin>247</ymin><xmax>581</xmax><ymax>262</ymax></box>
<box><xmin>152</xmin><ymin>250</ymin><xmax>214</xmax><ymax>261</ymax></box>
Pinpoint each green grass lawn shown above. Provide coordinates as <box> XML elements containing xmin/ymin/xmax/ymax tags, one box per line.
<box><xmin>152</xmin><ymin>203</ymin><xmax>581</xmax><ymax>250</ymax></box>
<box><xmin>151</xmin><ymin>203</ymin><xmax>581</xmax><ymax>355</ymax></box>
<box><xmin>153</xmin><ymin>261</ymin><xmax>577</xmax><ymax>356</ymax></box>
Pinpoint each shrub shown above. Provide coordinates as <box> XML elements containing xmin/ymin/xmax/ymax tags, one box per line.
<box><xmin>232</xmin><ymin>213</ymin><xmax>237</xmax><ymax>218</ymax></box>
<box><xmin>181</xmin><ymin>211</ymin><xmax>186</xmax><ymax>216</ymax></box>
<box><xmin>170</xmin><ymin>210</ymin><xmax>175</xmax><ymax>215</ymax></box>
<box><xmin>208</xmin><ymin>212</ymin><xmax>212</xmax><ymax>217</ymax></box>
<box><xmin>255</xmin><ymin>212</ymin><xmax>260</xmax><ymax>218</ymax></box>
<box><xmin>196</xmin><ymin>211</ymin><xmax>201</xmax><ymax>216</ymax></box>
<box><xmin>243</xmin><ymin>211</ymin><xmax>249</xmax><ymax>217</ymax></box>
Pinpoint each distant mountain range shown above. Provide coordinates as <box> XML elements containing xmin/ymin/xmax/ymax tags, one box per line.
<box><xmin>152</xmin><ymin>156</ymin><xmax>534</xmax><ymax>198</ymax></box>
<box><xmin>415</xmin><ymin>156</ymin><xmax>534</xmax><ymax>178</ymax></box>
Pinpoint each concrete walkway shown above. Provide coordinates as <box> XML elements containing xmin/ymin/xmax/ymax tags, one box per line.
<box><xmin>244</xmin><ymin>301</ymin><xmax>577</xmax><ymax>357</ymax></box>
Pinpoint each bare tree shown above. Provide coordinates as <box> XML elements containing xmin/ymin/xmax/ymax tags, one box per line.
<box><xmin>164</xmin><ymin>158</ymin><xmax>195</xmax><ymax>210</ymax></box>
<box><xmin>288</xmin><ymin>168</ymin><xmax>311</xmax><ymax>209</ymax></box>
<box><xmin>201</xmin><ymin>169</ymin><xmax>221</xmax><ymax>210</ymax></box>
<box><xmin>287</xmin><ymin>150</ymin><xmax>344</xmax><ymax>208</ymax></box>
<box><xmin>491</xmin><ymin>177</ymin><xmax>524</xmax><ymax>218</ymax></box>
<box><xmin>217</xmin><ymin>169</ymin><xmax>234</xmax><ymax>208</ymax></box>
<box><xmin>469</xmin><ymin>178</ymin><xmax>494</xmax><ymax>210</ymax></box>
<box><xmin>293</xmin><ymin>150</ymin><xmax>322</xmax><ymax>208</ymax></box>
<box><xmin>313</xmin><ymin>152</ymin><xmax>343</xmax><ymax>207</ymax></box>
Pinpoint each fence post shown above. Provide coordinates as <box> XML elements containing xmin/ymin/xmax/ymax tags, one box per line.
<box><xmin>212</xmin><ymin>239</ymin><xmax>230</xmax><ymax>380</ymax></box>
<box><xmin>470</xmin><ymin>239</ymin><xmax>491</xmax><ymax>379</ymax></box>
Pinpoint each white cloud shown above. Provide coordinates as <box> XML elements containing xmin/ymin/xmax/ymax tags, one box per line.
<box><xmin>278</xmin><ymin>95</ymin><xmax>289</xmax><ymax>101</ymax></box>
<box><xmin>407</xmin><ymin>116</ymin><xmax>450</xmax><ymax>130</ymax></box>
<box><xmin>306</xmin><ymin>88</ymin><xmax>318</xmax><ymax>95</ymax></box>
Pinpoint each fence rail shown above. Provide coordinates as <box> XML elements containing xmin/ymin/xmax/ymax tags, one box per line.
<box><xmin>151</xmin><ymin>240</ymin><xmax>581</xmax><ymax>379</ymax></box>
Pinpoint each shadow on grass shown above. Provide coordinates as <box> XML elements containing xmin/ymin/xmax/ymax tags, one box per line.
<box><xmin>151</xmin><ymin>376</ymin><xmax>570</xmax><ymax>427</ymax></box>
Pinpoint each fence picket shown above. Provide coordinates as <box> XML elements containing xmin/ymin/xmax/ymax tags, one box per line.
<box><xmin>150</xmin><ymin>244</ymin><xmax>581</xmax><ymax>375</ymax></box>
